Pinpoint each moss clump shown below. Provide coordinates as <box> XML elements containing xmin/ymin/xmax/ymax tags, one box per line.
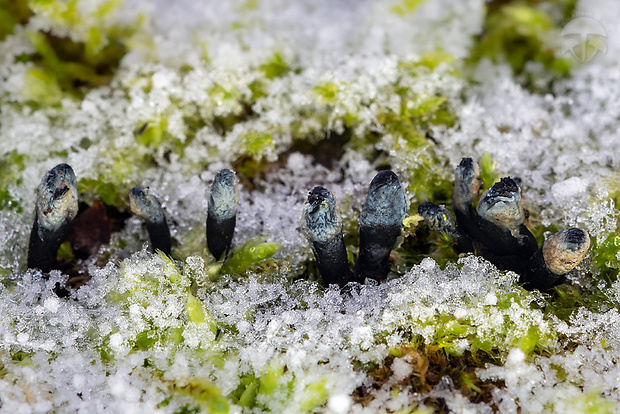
<box><xmin>469</xmin><ymin>0</ymin><xmax>576</xmax><ymax>88</ymax></box>
<box><xmin>14</xmin><ymin>0</ymin><xmax>139</xmax><ymax>104</ymax></box>
<box><xmin>583</xmin><ymin>174</ymin><xmax>620</xmax><ymax>287</ymax></box>
<box><xmin>220</xmin><ymin>236</ymin><xmax>280</xmax><ymax>275</ymax></box>
<box><xmin>479</xmin><ymin>151</ymin><xmax>498</xmax><ymax>189</ymax></box>
<box><xmin>390</xmin><ymin>0</ymin><xmax>425</xmax><ymax>17</ymax></box>
<box><xmin>0</xmin><ymin>0</ymin><xmax>33</xmax><ymax>41</ymax></box>
<box><xmin>167</xmin><ymin>377</ymin><xmax>230</xmax><ymax>414</ymax></box>
<box><xmin>77</xmin><ymin>177</ymin><xmax>126</xmax><ymax>208</ymax></box>
<box><xmin>0</xmin><ymin>150</ymin><xmax>26</xmax><ymax>211</ymax></box>
<box><xmin>591</xmin><ymin>233</ymin><xmax>620</xmax><ymax>285</ymax></box>
<box><xmin>355</xmin><ymin>343</ymin><xmax>504</xmax><ymax>410</ymax></box>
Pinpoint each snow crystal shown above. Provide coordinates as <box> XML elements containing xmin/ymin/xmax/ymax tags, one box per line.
<box><xmin>1</xmin><ymin>0</ymin><xmax>620</xmax><ymax>412</ymax></box>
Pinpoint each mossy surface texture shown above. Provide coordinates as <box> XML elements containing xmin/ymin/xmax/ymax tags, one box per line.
<box><xmin>1</xmin><ymin>0</ymin><xmax>620</xmax><ymax>412</ymax></box>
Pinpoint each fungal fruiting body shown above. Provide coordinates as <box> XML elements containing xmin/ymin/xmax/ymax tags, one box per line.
<box><xmin>27</xmin><ymin>164</ymin><xmax>79</xmax><ymax>272</ymax></box>
<box><xmin>475</xmin><ymin>177</ymin><xmax>539</xmax><ymax>273</ymax></box>
<box><xmin>522</xmin><ymin>228</ymin><xmax>591</xmax><ymax>291</ymax></box>
<box><xmin>417</xmin><ymin>202</ymin><xmax>473</xmax><ymax>254</ymax></box>
<box><xmin>301</xmin><ymin>186</ymin><xmax>354</xmax><ymax>287</ymax></box>
<box><xmin>421</xmin><ymin>157</ymin><xmax>591</xmax><ymax>291</ymax></box>
<box><xmin>302</xmin><ymin>171</ymin><xmax>407</xmax><ymax>287</ymax></box>
<box><xmin>452</xmin><ymin>158</ymin><xmax>481</xmax><ymax>234</ymax></box>
<box><xmin>354</xmin><ymin>171</ymin><xmax>407</xmax><ymax>281</ymax></box>
<box><xmin>206</xmin><ymin>169</ymin><xmax>239</xmax><ymax>260</ymax></box>
<box><xmin>129</xmin><ymin>187</ymin><xmax>171</xmax><ymax>256</ymax></box>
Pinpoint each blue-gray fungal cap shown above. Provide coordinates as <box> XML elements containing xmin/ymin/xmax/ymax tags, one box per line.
<box><xmin>476</xmin><ymin>177</ymin><xmax>524</xmax><ymax>235</ymax></box>
<box><xmin>208</xmin><ymin>169</ymin><xmax>239</xmax><ymax>221</ymax></box>
<box><xmin>543</xmin><ymin>228</ymin><xmax>590</xmax><ymax>275</ymax></box>
<box><xmin>35</xmin><ymin>164</ymin><xmax>78</xmax><ymax>232</ymax></box>
<box><xmin>453</xmin><ymin>158</ymin><xmax>481</xmax><ymax>212</ymax></box>
<box><xmin>359</xmin><ymin>170</ymin><xmax>407</xmax><ymax>228</ymax></box>
<box><xmin>301</xmin><ymin>186</ymin><xmax>342</xmax><ymax>243</ymax></box>
<box><xmin>129</xmin><ymin>187</ymin><xmax>165</xmax><ymax>223</ymax></box>
<box><xmin>418</xmin><ymin>202</ymin><xmax>457</xmax><ymax>234</ymax></box>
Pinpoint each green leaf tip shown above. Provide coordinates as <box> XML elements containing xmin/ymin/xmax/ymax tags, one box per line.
<box><xmin>170</xmin><ymin>377</ymin><xmax>230</xmax><ymax>414</ymax></box>
<box><xmin>221</xmin><ymin>236</ymin><xmax>280</xmax><ymax>275</ymax></box>
<box><xmin>480</xmin><ymin>152</ymin><xmax>497</xmax><ymax>190</ymax></box>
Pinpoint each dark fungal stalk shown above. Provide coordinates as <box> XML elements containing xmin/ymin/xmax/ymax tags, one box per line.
<box><xmin>129</xmin><ymin>187</ymin><xmax>171</xmax><ymax>256</ymax></box>
<box><xmin>206</xmin><ymin>169</ymin><xmax>239</xmax><ymax>260</ymax></box>
<box><xmin>28</xmin><ymin>164</ymin><xmax>79</xmax><ymax>272</ymax></box>
<box><xmin>522</xmin><ymin>228</ymin><xmax>590</xmax><ymax>291</ymax></box>
<box><xmin>474</xmin><ymin>177</ymin><xmax>538</xmax><ymax>272</ymax></box>
<box><xmin>452</xmin><ymin>158</ymin><xmax>486</xmax><ymax>245</ymax></box>
<box><xmin>301</xmin><ymin>186</ymin><xmax>354</xmax><ymax>287</ymax></box>
<box><xmin>451</xmin><ymin>159</ymin><xmax>538</xmax><ymax>273</ymax></box>
<box><xmin>354</xmin><ymin>171</ymin><xmax>407</xmax><ymax>282</ymax></box>
<box><xmin>418</xmin><ymin>201</ymin><xmax>473</xmax><ymax>254</ymax></box>
<box><xmin>421</xmin><ymin>156</ymin><xmax>591</xmax><ymax>291</ymax></box>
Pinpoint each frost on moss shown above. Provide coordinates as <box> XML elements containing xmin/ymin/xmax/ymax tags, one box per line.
<box><xmin>468</xmin><ymin>0</ymin><xmax>576</xmax><ymax>88</ymax></box>
<box><xmin>19</xmin><ymin>0</ymin><xmax>137</xmax><ymax>102</ymax></box>
<box><xmin>0</xmin><ymin>150</ymin><xmax>26</xmax><ymax>211</ymax></box>
<box><xmin>0</xmin><ymin>0</ymin><xmax>32</xmax><ymax>41</ymax></box>
<box><xmin>2</xmin><ymin>0</ymin><xmax>620</xmax><ymax>412</ymax></box>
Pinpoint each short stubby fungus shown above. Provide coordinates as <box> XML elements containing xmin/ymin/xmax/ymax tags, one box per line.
<box><xmin>419</xmin><ymin>157</ymin><xmax>591</xmax><ymax>291</ymax></box>
<box><xmin>28</xmin><ymin>164</ymin><xmax>79</xmax><ymax>273</ymax></box>
<box><xmin>302</xmin><ymin>170</ymin><xmax>407</xmax><ymax>287</ymax></box>
<box><xmin>301</xmin><ymin>186</ymin><xmax>354</xmax><ymax>287</ymax></box>
<box><xmin>523</xmin><ymin>228</ymin><xmax>590</xmax><ymax>291</ymax></box>
<box><xmin>206</xmin><ymin>169</ymin><xmax>239</xmax><ymax>260</ymax></box>
<box><xmin>355</xmin><ymin>171</ymin><xmax>408</xmax><ymax>281</ymax></box>
<box><xmin>129</xmin><ymin>187</ymin><xmax>171</xmax><ymax>256</ymax></box>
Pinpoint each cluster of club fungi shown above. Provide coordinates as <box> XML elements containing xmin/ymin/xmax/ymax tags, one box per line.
<box><xmin>27</xmin><ymin>158</ymin><xmax>590</xmax><ymax>294</ymax></box>
<box><xmin>27</xmin><ymin>165</ymin><xmax>239</xmax><ymax>276</ymax></box>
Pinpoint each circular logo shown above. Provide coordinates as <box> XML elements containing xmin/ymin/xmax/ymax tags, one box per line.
<box><xmin>560</xmin><ymin>16</ymin><xmax>607</xmax><ymax>63</ymax></box>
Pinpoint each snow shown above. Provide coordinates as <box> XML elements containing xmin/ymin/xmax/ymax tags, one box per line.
<box><xmin>1</xmin><ymin>0</ymin><xmax>620</xmax><ymax>412</ymax></box>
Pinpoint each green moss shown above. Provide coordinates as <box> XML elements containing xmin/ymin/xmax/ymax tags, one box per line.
<box><xmin>187</xmin><ymin>293</ymin><xmax>218</xmax><ymax>335</ymax></box>
<box><xmin>220</xmin><ymin>236</ymin><xmax>280</xmax><ymax>275</ymax></box>
<box><xmin>406</xmin><ymin>153</ymin><xmax>453</xmax><ymax>205</ymax></box>
<box><xmin>258</xmin><ymin>363</ymin><xmax>285</xmax><ymax>395</ymax></box>
<box><xmin>15</xmin><ymin>0</ymin><xmax>138</xmax><ymax>103</ymax></box>
<box><xmin>22</xmin><ymin>66</ymin><xmax>64</xmax><ymax>105</ymax></box>
<box><xmin>259</xmin><ymin>52</ymin><xmax>290</xmax><ymax>80</ymax></box>
<box><xmin>544</xmin><ymin>284</ymin><xmax>612</xmax><ymax>322</ymax></box>
<box><xmin>0</xmin><ymin>150</ymin><xmax>26</xmax><ymax>211</ymax></box>
<box><xmin>99</xmin><ymin>344</ymin><xmax>113</xmax><ymax>364</ymax></box>
<box><xmin>390</xmin><ymin>0</ymin><xmax>425</xmax><ymax>17</ymax></box>
<box><xmin>136</xmin><ymin>117</ymin><xmax>171</xmax><ymax>148</ymax></box>
<box><xmin>479</xmin><ymin>152</ymin><xmax>497</xmax><ymax>189</ymax></box>
<box><xmin>57</xmin><ymin>240</ymin><xmax>74</xmax><ymax>262</ymax></box>
<box><xmin>591</xmin><ymin>234</ymin><xmax>620</xmax><ymax>285</ymax></box>
<box><xmin>172</xmin><ymin>226</ymin><xmax>210</xmax><ymax>261</ymax></box>
<box><xmin>232</xmin><ymin>376</ymin><xmax>258</xmax><ymax>407</ymax></box>
<box><xmin>241</xmin><ymin>131</ymin><xmax>273</xmax><ymax>158</ymax></box>
<box><xmin>399</xmin><ymin>51</ymin><xmax>457</xmax><ymax>74</ymax></box>
<box><xmin>108</xmin><ymin>253</ymin><xmax>222</xmax><ymax>361</ymax></box>
<box><xmin>0</xmin><ymin>0</ymin><xmax>33</xmax><ymax>41</ymax></box>
<box><xmin>169</xmin><ymin>377</ymin><xmax>230</xmax><ymax>414</ymax></box>
<box><xmin>230</xmin><ymin>364</ymin><xmax>288</xmax><ymax>408</ymax></box>
<box><xmin>556</xmin><ymin>389</ymin><xmax>615</xmax><ymax>414</ymax></box>
<box><xmin>11</xmin><ymin>350</ymin><xmax>33</xmax><ymax>366</ymax></box>
<box><xmin>133</xmin><ymin>331</ymin><xmax>156</xmax><ymax>351</ymax></box>
<box><xmin>78</xmin><ymin>177</ymin><xmax>125</xmax><ymax>208</ymax></box>
<box><xmin>515</xmin><ymin>325</ymin><xmax>540</xmax><ymax>354</ymax></box>
<box><xmin>240</xmin><ymin>0</ymin><xmax>259</xmax><ymax>11</ymax></box>
<box><xmin>299</xmin><ymin>378</ymin><xmax>329</xmax><ymax>413</ymax></box>
<box><xmin>469</xmin><ymin>0</ymin><xmax>576</xmax><ymax>88</ymax></box>
<box><xmin>311</xmin><ymin>82</ymin><xmax>340</xmax><ymax>105</ymax></box>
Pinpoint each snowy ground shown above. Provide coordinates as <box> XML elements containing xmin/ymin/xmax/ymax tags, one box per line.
<box><xmin>1</xmin><ymin>0</ymin><xmax>620</xmax><ymax>412</ymax></box>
